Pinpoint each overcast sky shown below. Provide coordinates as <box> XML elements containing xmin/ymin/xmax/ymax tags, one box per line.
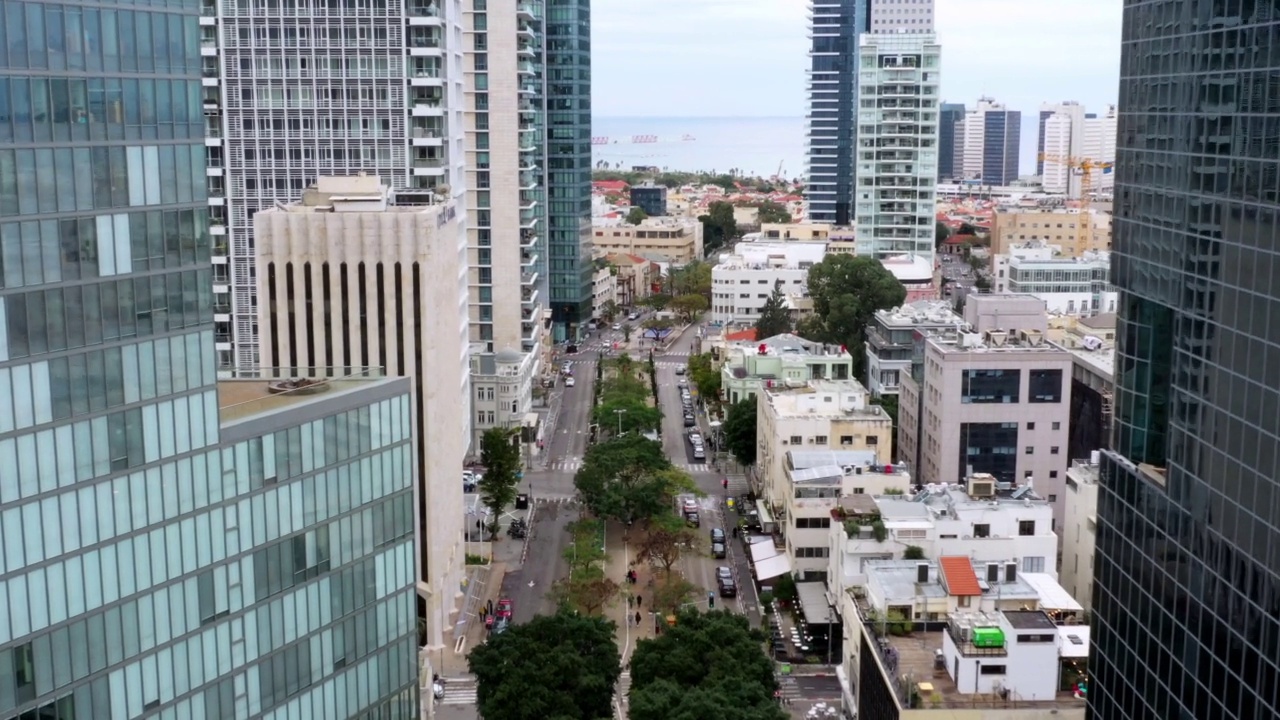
<box><xmin>591</xmin><ymin>0</ymin><xmax>1123</xmax><ymax>120</ymax></box>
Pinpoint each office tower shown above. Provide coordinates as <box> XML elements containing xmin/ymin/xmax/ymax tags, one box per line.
<box><xmin>1037</xmin><ymin>101</ymin><xmax>1085</xmax><ymax>175</ymax></box>
<box><xmin>254</xmin><ymin>175</ymin><xmax>467</xmax><ymax>646</ymax></box>
<box><xmin>938</xmin><ymin>103</ymin><xmax>965</xmax><ymax>181</ymax></box>
<box><xmin>1090</xmin><ymin>7</ymin><xmax>1280</xmax><ymax>720</ymax></box>
<box><xmin>868</xmin><ymin>0</ymin><xmax>933</xmax><ymax>33</ymax></box>
<box><xmin>0</xmin><ymin>9</ymin><xmax>420</xmax><ymax>716</ymax></box>
<box><xmin>804</xmin><ymin>0</ymin><xmax>867</xmax><ymax>226</ymax></box>
<box><xmin>204</xmin><ymin>0</ymin><xmax>469</xmax><ymax>369</ymax></box>
<box><xmin>543</xmin><ymin>0</ymin><xmax>594</xmax><ymax>341</ymax></box>
<box><xmin>1081</xmin><ymin>104</ymin><xmax>1117</xmax><ymax>193</ymax></box>
<box><xmin>852</xmin><ymin>33</ymin><xmax>941</xmax><ymax>260</ymax></box>
<box><xmin>959</xmin><ymin>97</ymin><xmax>1020</xmax><ymax>185</ymax></box>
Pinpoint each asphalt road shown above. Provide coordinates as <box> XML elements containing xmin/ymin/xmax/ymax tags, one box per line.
<box><xmin>495</xmin><ymin>499</ymin><xmax>575</xmax><ymax>624</ymax></box>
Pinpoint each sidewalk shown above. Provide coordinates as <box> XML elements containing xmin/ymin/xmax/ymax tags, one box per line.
<box><xmin>601</xmin><ymin>521</ymin><xmax>658</xmax><ymax>664</ymax></box>
<box><xmin>436</xmin><ymin>562</ymin><xmax>508</xmax><ymax>677</ymax></box>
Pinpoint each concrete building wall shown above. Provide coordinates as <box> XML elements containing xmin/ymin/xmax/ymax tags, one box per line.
<box><xmin>590</xmin><ymin>218</ymin><xmax>704</xmax><ymax>263</ymax></box>
<box><xmin>1062</xmin><ymin>460</ymin><xmax>1099</xmax><ymax>610</ymax></box>
<box><xmin>254</xmin><ymin>195</ymin><xmax>467</xmax><ymax>635</ymax></box>
<box><xmin>990</xmin><ymin>209</ymin><xmax>1112</xmax><ymax>257</ymax></box>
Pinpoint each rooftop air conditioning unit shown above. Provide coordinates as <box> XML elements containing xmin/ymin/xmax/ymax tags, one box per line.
<box><xmin>967</xmin><ymin>476</ymin><xmax>997</xmax><ymax>498</ymax></box>
<box><xmin>984</xmin><ymin>329</ymin><xmax>1008</xmax><ymax>347</ymax></box>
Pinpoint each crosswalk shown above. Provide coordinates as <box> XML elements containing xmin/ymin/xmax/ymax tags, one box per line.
<box><xmin>440</xmin><ymin>676</ymin><xmax>478</xmax><ymax>706</ymax></box>
<box><xmin>546</xmin><ymin>458</ymin><xmax>712</xmax><ymax>473</ymax></box>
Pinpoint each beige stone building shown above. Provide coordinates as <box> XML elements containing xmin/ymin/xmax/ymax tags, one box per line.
<box><xmin>254</xmin><ymin>176</ymin><xmax>468</xmax><ymax>639</ymax></box>
<box><xmin>990</xmin><ymin>208</ymin><xmax>1112</xmax><ymax>256</ymax></box>
<box><xmin>591</xmin><ymin>216</ymin><xmax>704</xmax><ymax>263</ymax></box>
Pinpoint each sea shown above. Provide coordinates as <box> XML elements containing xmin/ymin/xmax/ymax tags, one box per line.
<box><xmin>590</xmin><ymin>116</ymin><xmax>805</xmax><ymax>181</ymax></box>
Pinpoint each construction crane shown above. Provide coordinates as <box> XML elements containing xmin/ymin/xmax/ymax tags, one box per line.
<box><xmin>1037</xmin><ymin>153</ymin><xmax>1114</xmax><ymax>252</ymax></box>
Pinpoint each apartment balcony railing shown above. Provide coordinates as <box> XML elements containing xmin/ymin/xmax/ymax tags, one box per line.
<box><xmin>519</xmin><ymin>208</ymin><xmax>540</xmax><ymax>226</ymax></box>
<box><xmin>518</xmin><ymin>137</ymin><xmax>538</xmax><ymax>152</ymax></box>
<box><xmin>521</xmin><ymin>251</ymin><xmax>538</xmax><ymax>267</ymax></box>
<box><xmin>520</xmin><ymin>232</ymin><xmax>538</xmax><ymax>248</ymax></box>
<box><xmin>413</xmin><ymin>157</ymin><xmax>445</xmax><ymax>168</ymax></box>
<box><xmin>409</xmin><ymin>35</ymin><xmax>443</xmax><ymax>49</ymax></box>
<box><xmin>412</xmin><ymin>66</ymin><xmax>442</xmax><ymax>78</ymax></box>
<box><xmin>517</xmin><ymin>61</ymin><xmax>536</xmax><ymax>75</ymax></box>
<box><xmin>408</xmin><ymin>2</ymin><xmax>440</xmax><ymax>17</ymax></box>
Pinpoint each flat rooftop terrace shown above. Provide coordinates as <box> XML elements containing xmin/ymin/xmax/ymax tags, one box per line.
<box><xmin>217</xmin><ymin>370</ymin><xmax>389</xmax><ymax>424</ymax></box>
<box><xmin>879</xmin><ymin>631</ymin><xmax>1086</xmax><ymax>710</ymax></box>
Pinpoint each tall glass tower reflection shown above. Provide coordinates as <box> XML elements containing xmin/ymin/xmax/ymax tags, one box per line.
<box><xmin>1091</xmin><ymin>5</ymin><xmax>1280</xmax><ymax>719</ymax></box>
<box><xmin>0</xmin><ymin>2</ymin><xmax>420</xmax><ymax>716</ymax></box>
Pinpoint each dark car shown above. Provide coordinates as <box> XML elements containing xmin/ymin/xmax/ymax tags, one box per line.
<box><xmin>675</xmin><ymin>366</ymin><xmax>686</xmax><ymax>376</ymax></box>
<box><xmin>710</xmin><ymin>528</ymin><xmax>726</xmax><ymax>544</ymax></box>
<box><xmin>711</xmin><ymin>542</ymin><xmax>726</xmax><ymax>559</ymax></box>
<box><xmin>718</xmin><ymin>576</ymin><xmax>737</xmax><ymax>598</ymax></box>
<box><xmin>692</xmin><ymin>446</ymin><xmax>706</xmax><ymax>461</ymax></box>
<box><xmin>686</xmin><ymin>512</ymin><xmax>701</xmax><ymax>528</ymax></box>
<box><xmin>683</xmin><ymin>413</ymin><xmax>695</xmax><ymax>427</ymax></box>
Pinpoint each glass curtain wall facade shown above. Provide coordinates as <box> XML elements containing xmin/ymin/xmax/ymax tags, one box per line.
<box><xmin>937</xmin><ymin>102</ymin><xmax>963</xmax><ymax>181</ymax></box>
<box><xmin>0</xmin><ymin>2</ymin><xmax>420</xmax><ymax>715</ymax></box>
<box><xmin>543</xmin><ymin>0</ymin><xmax>591</xmax><ymax>342</ymax></box>
<box><xmin>980</xmin><ymin>109</ymin><xmax>1020</xmax><ymax>186</ymax></box>
<box><xmin>804</xmin><ymin>0</ymin><xmax>866</xmax><ymax>226</ymax></box>
<box><xmin>1091</xmin><ymin>5</ymin><xmax>1280</xmax><ymax>720</ymax></box>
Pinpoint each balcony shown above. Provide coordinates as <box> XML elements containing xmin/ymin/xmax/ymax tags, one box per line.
<box><xmin>407</xmin><ymin>1</ymin><xmax>443</xmax><ymax>23</ymax></box>
<box><xmin>519</xmin><ymin>170</ymin><xmax>537</xmax><ymax>189</ymax></box>
<box><xmin>519</xmin><ymin>192</ymin><xmax>538</xmax><ymax>209</ymax></box>
<box><xmin>518</xmin><ymin>136</ymin><xmax>538</xmax><ymax>152</ymax></box>
<box><xmin>521</xmin><ymin>288</ymin><xmax>540</xmax><ymax>306</ymax></box>
<box><xmin>411</xmin><ymin>123</ymin><xmax>445</xmax><ymax>145</ymax></box>
<box><xmin>408</xmin><ymin>30</ymin><xmax>443</xmax><ymax>55</ymax></box>
<box><xmin>519</xmin><ymin>208</ymin><xmax>540</xmax><ymax>227</ymax></box>
<box><xmin>521</xmin><ymin>270</ymin><xmax>539</xmax><ymax>287</ymax></box>
<box><xmin>519</xmin><ymin>231</ymin><xmax>538</xmax><ymax>248</ymax></box>
<box><xmin>516</xmin><ymin>1</ymin><xmax>536</xmax><ymax>19</ymax></box>
<box><xmin>517</xmin><ymin>60</ymin><xmax>536</xmax><ymax>75</ymax></box>
<box><xmin>413</xmin><ymin>157</ymin><xmax>446</xmax><ymax>176</ymax></box>
<box><xmin>517</xmin><ymin>21</ymin><xmax>536</xmax><ymax>38</ymax></box>
<box><xmin>517</xmin><ymin>40</ymin><xmax>536</xmax><ymax>57</ymax></box>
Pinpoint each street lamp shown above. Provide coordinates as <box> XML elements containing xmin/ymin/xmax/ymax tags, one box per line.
<box><xmin>614</xmin><ymin>408</ymin><xmax>627</xmax><ymax>436</ymax></box>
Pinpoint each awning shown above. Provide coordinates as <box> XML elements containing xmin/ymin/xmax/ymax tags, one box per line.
<box><xmin>1020</xmin><ymin>572</ymin><xmax>1084</xmax><ymax>612</ymax></box>
<box><xmin>754</xmin><ymin>499</ymin><xmax>774</xmax><ymax>524</ymax></box>
<box><xmin>755</xmin><ymin>554</ymin><xmax>792</xmax><ymax>581</ymax></box>
<box><xmin>796</xmin><ymin>581</ymin><xmax>836</xmax><ymax>624</ymax></box>
<box><xmin>750</xmin><ymin>537</ymin><xmax>780</xmax><ymax>564</ymax></box>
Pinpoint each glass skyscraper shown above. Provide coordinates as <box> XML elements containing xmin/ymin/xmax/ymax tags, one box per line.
<box><xmin>543</xmin><ymin>0</ymin><xmax>592</xmax><ymax>342</ymax></box>
<box><xmin>0</xmin><ymin>2</ymin><xmax>420</xmax><ymax>716</ymax></box>
<box><xmin>804</xmin><ymin>0</ymin><xmax>866</xmax><ymax>226</ymax></box>
<box><xmin>1091</xmin><ymin>5</ymin><xmax>1280</xmax><ymax>719</ymax></box>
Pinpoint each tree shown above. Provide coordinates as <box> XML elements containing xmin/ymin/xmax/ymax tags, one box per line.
<box><xmin>600</xmin><ymin>299</ymin><xmax>620</xmax><ymax>322</ymax></box>
<box><xmin>574</xmin><ymin>434</ymin><xmax>687</xmax><ymax>523</ymax></box>
<box><xmin>554</xmin><ymin>520</ymin><xmax>621</xmax><ymax>615</ymax></box>
<box><xmin>903</xmin><ymin>545</ymin><xmax>926</xmax><ymax>560</ymax></box>
<box><xmin>755</xmin><ymin>200</ymin><xmax>791</xmax><ymax>224</ymax></box>
<box><xmin>623</xmin><ymin>323</ymin><xmax>633</xmax><ymax>342</ymax></box>
<box><xmin>668</xmin><ymin>261</ymin><xmax>712</xmax><ymax>299</ymax></box>
<box><xmin>642</xmin><ymin>317</ymin><xmax>675</xmax><ymax>332</ymax></box>
<box><xmin>628</xmin><ymin>610</ymin><xmax>784</xmax><ymax>720</ymax></box>
<box><xmin>722</xmin><ymin>399</ymin><xmax>758</xmax><ymax>466</ymax></box>
<box><xmin>935</xmin><ymin>220</ymin><xmax>952</xmax><ymax>249</ymax></box>
<box><xmin>669</xmin><ymin>293</ymin><xmax>709</xmax><ymax>322</ymax></box>
<box><xmin>799</xmin><ymin>254</ymin><xmax>907</xmax><ymax>381</ymax></box>
<box><xmin>752</xmin><ymin>280</ymin><xmax>791</xmax><ymax>340</ymax></box>
<box><xmin>592</xmin><ymin>397</ymin><xmax>661</xmax><ymax>435</ymax></box>
<box><xmin>650</xmin><ymin>571</ymin><xmax>698</xmax><ymax>616</ymax></box>
<box><xmin>958</xmin><ymin>222</ymin><xmax>978</xmax><ymax>236</ymax></box>
<box><xmin>469</xmin><ymin>611</ymin><xmax>621</xmax><ymax>720</ymax></box>
<box><xmin>478</xmin><ymin>428</ymin><xmax>521</xmax><ymax>538</ymax></box>
<box><xmin>686</xmin><ymin>353</ymin><xmax>722</xmax><ymax>413</ymax></box>
<box><xmin>640</xmin><ymin>293</ymin><xmax>672</xmax><ymax>312</ymax></box>
<box><xmin>627</xmin><ymin>206</ymin><xmax>649</xmax><ymax>225</ymax></box>
<box><xmin>698</xmin><ymin>201</ymin><xmax>738</xmax><ymax>255</ymax></box>
<box><xmin>637</xmin><ymin>513</ymin><xmax>701</xmax><ymax>574</ymax></box>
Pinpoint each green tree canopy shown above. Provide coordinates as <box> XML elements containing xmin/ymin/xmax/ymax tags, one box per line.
<box><xmin>669</xmin><ymin>294</ymin><xmax>709</xmax><ymax>322</ymax></box>
<box><xmin>592</xmin><ymin>396</ymin><xmax>661</xmax><ymax>435</ymax></box>
<box><xmin>753</xmin><ymin>279</ymin><xmax>792</xmax><ymax>340</ymax></box>
<box><xmin>469</xmin><ymin>611</ymin><xmax>622</xmax><ymax>720</ymax></box>
<box><xmin>668</xmin><ymin>261</ymin><xmax>713</xmax><ymax>299</ymax></box>
<box><xmin>627</xmin><ymin>206</ymin><xmax>649</xmax><ymax>225</ymax></box>
<box><xmin>640</xmin><ymin>293</ymin><xmax>672</xmax><ymax>311</ymax></box>
<box><xmin>755</xmin><ymin>200</ymin><xmax>792</xmax><ymax>224</ymax></box>
<box><xmin>698</xmin><ymin>201</ymin><xmax>739</xmax><ymax>255</ymax></box>
<box><xmin>722</xmin><ymin>398</ymin><xmax>758</xmax><ymax>466</ymax></box>
<box><xmin>686</xmin><ymin>353</ymin><xmax>722</xmax><ymax>413</ymax></box>
<box><xmin>599</xmin><ymin>299</ymin><xmax>620</xmax><ymax>322</ymax></box>
<box><xmin>935</xmin><ymin>220</ymin><xmax>952</xmax><ymax>249</ymax></box>
<box><xmin>478</xmin><ymin>427</ymin><xmax>521</xmax><ymax>538</ymax></box>
<box><xmin>628</xmin><ymin>611</ymin><xmax>784</xmax><ymax>720</ymax></box>
<box><xmin>574</xmin><ymin>434</ymin><xmax>689</xmax><ymax>523</ymax></box>
<box><xmin>637</xmin><ymin>512</ymin><xmax>702</xmax><ymax>574</ymax></box>
<box><xmin>797</xmin><ymin>254</ymin><xmax>907</xmax><ymax>381</ymax></box>
<box><xmin>553</xmin><ymin>519</ymin><xmax>620</xmax><ymax>615</ymax></box>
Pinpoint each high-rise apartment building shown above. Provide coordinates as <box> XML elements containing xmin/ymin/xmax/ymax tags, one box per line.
<box><xmin>1038</xmin><ymin>102</ymin><xmax>1116</xmax><ymax>197</ymax></box>
<box><xmin>1036</xmin><ymin>100</ymin><xmax>1085</xmax><ymax>176</ymax></box>
<box><xmin>957</xmin><ymin>97</ymin><xmax>1021</xmax><ymax>185</ymax></box>
<box><xmin>253</xmin><ymin>175</ymin><xmax>468</xmax><ymax>643</ymax></box>
<box><xmin>1091</xmin><ymin>7</ymin><xmax>1280</xmax><ymax>720</ymax></box>
<box><xmin>543</xmin><ymin>0</ymin><xmax>594</xmax><ymax>341</ymax></box>
<box><xmin>1080</xmin><ymin>104</ymin><xmax>1117</xmax><ymax>194</ymax></box>
<box><xmin>937</xmin><ymin>102</ymin><xmax>965</xmax><ymax>181</ymax></box>
<box><xmin>462</xmin><ymin>0</ymin><xmax>547</xmax><ymax>440</ymax></box>
<box><xmin>0</xmin><ymin>8</ymin><xmax>421</xmax><ymax>715</ymax></box>
<box><xmin>852</xmin><ymin>32</ymin><xmax>940</xmax><ymax>260</ymax></box>
<box><xmin>804</xmin><ymin>0</ymin><xmax>867</xmax><ymax>225</ymax></box>
<box><xmin>204</xmin><ymin>0</ymin><xmax>469</xmax><ymax>369</ymax></box>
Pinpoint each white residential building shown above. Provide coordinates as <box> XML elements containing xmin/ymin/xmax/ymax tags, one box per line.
<box><xmin>1082</xmin><ymin>105</ymin><xmax>1118</xmax><ymax>193</ymax></box>
<box><xmin>1037</xmin><ymin>101</ymin><xmax>1086</xmax><ymax>193</ymax></box>
<box><xmin>1006</xmin><ymin>250</ymin><xmax>1116</xmax><ymax>317</ymax></box>
<box><xmin>592</xmin><ymin>262</ymin><xmax>618</xmax><ymax>319</ymax></box>
<box><xmin>864</xmin><ymin>300</ymin><xmax>964</xmax><ymax>396</ymax></box>
<box><xmin>710</xmin><ymin>242</ymin><xmax>827</xmax><ymax>324</ymax></box>
<box><xmin>204</xmin><ymin>0</ymin><xmax>469</xmax><ymax>369</ymax></box>
<box><xmin>958</xmin><ymin>97</ymin><xmax>1021</xmax><ymax>185</ymax></box>
<box><xmin>1062</xmin><ymin>457</ymin><xmax>1100</xmax><ymax>611</ymax></box>
<box><xmin>828</xmin><ymin>476</ymin><xmax>1059</xmax><ymax>598</ymax></box>
<box><xmin>853</xmin><ymin>33</ymin><xmax>941</xmax><ymax>261</ymax></box>
<box><xmin>253</xmin><ymin>175</ymin><xmax>469</xmax><ymax>639</ymax></box>
<box><xmin>463</xmin><ymin>0</ymin><xmax>547</xmax><ymax>412</ymax></box>
<box><xmin>898</xmin><ymin>321</ymin><xmax>1075</xmax><ymax>534</ymax></box>
<box><xmin>869</xmin><ymin>0</ymin><xmax>935</xmax><ymax>33</ymax></box>
<box><xmin>469</xmin><ymin>346</ymin><xmax>536</xmax><ymax>452</ymax></box>
<box><xmin>838</xmin><ymin>559</ymin><xmax>1088</xmax><ymax>719</ymax></box>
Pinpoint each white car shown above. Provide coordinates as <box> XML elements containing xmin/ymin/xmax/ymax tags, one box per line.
<box><xmin>612</xmin><ymin>323</ymin><xmax>621</xmax><ymax>331</ymax></box>
<box><xmin>565</xmin><ymin>376</ymin><xmax>576</xmax><ymax>387</ymax></box>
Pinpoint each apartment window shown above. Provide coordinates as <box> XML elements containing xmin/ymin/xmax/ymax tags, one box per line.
<box><xmin>840</xmin><ymin>435</ymin><xmax>854</xmax><ymax>445</ymax></box>
<box><xmin>1051</xmin><ymin>446</ymin><xmax>1060</xmax><ymax>454</ymax></box>
<box><xmin>1051</xmin><ymin>421</ymin><xmax>1061</xmax><ymax>430</ymax></box>
<box><xmin>1018</xmin><ymin>520</ymin><xmax>1035</xmax><ymax>536</ymax></box>
<box><xmin>980</xmin><ymin>665</ymin><xmax>1008</xmax><ymax>675</ymax></box>
<box><xmin>1048</xmin><ymin>494</ymin><xmax>1057</xmax><ymax>503</ymax></box>
<box><xmin>789</xmin><ymin>435</ymin><xmax>802</xmax><ymax>445</ymax></box>
<box><xmin>866</xmin><ymin>436</ymin><xmax>878</xmax><ymax>445</ymax></box>
<box><xmin>795</xmin><ymin>547</ymin><xmax>830</xmax><ymax>559</ymax></box>
<box><xmin>13</xmin><ymin>642</ymin><xmax>35</xmax><ymax>704</ymax></box>
<box><xmin>814</xmin><ymin>435</ymin><xmax>828</xmax><ymax>445</ymax></box>
<box><xmin>1028</xmin><ymin>369</ymin><xmax>1064</xmax><ymax>402</ymax></box>
<box><xmin>1022</xmin><ymin>556</ymin><xmax>1046</xmax><ymax>573</ymax></box>
<box><xmin>1025</xmin><ymin>446</ymin><xmax>1034</xmax><ymax>454</ymax></box>
<box><xmin>1026</xmin><ymin>422</ymin><xmax>1036</xmax><ymax>430</ymax></box>
<box><xmin>1049</xmin><ymin>470</ymin><xmax>1059</xmax><ymax>478</ymax></box>
<box><xmin>962</xmin><ymin>369</ymin><xmax>1020</xmax><ymax>403</ymax></box>
<box><xmin>973</xmin><ymin>524</ymin><xmax>990</xmax><ymax>538</ymax></box>
<box><xmin>794</xmin><ymin>517</ymin><xmax>832</xmax><ymax>529</ymax></box>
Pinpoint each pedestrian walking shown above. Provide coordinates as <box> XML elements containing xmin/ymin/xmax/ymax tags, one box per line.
<box><xmin>636</xmin><ymin>595</ymin><xmax>642</xmax><ymax>608</ymax></box>
<box><xmin>635</xmin><ymin>611</ymin><xmax>641</xmax><ymax>627</ymax></box>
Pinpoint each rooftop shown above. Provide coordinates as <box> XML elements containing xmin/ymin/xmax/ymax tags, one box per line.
<box><xmin>717</xmin><ymin>242</ymin><xmax>828</xmax><ymax>269</ymax></box>
<box><xmin>864</xmin><ymin>559</ymin><xmax>1041</xmax><ymax>605</ymax></box>
<box><xmin>217</xmin><ymin>369</ymin><xmax>388</xmax><ymax>424</ymax></box>
<box><xmin>764</xmin><ymin>380</ymin><xmax>886</xmax><ymax>419</ymax></box>
<box><xmin>876</xmin><ymin>481</ymin><xmax>1052</xmax><ymax>521</ymax></box>
<box><xmin>875</xmin><ymin>300</ymin><xmax>964</xmax><ymax>328</ymax></box>
<box><xmin>929</xmin><ymin>328</ymin><xmax>1071</xmax><ymax>356</ymax></box>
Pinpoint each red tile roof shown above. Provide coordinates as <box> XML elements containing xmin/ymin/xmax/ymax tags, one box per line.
<box><xmin>593</xmin><ymin>180</ymin><xmax>629</xmax><ymax>192</ymax></box>
<box><xmin>724</xmin><ymin>328</ymin><xmax>758</xmax><ymax>342</ymax></box>
<box><xmin>939</xmin><ymin>556</ymin><xmax>982</xmax><ymax>596</ymax></box>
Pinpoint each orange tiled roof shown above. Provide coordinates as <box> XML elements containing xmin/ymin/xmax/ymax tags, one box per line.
<box><xmin>724</xmin><ymin>328</ymin><xmax>757</xmax><ymax>341</ymax></box>
<box><xmin>939</xmin><ymin>556</ymin><xmax>982</xmax><ymax>596</ymax></box>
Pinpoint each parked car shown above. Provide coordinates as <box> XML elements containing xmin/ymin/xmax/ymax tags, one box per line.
<box><xmin>463</xmin><ymin>471</ymin><xmax>480</xmax><ymax>492</ymax></box>
<box><xmin>612</xmin><ymin>323</ymin><xmax>622</xmax><ymax>331</ymax></box>
<box><xmin>683</xmin><ymin>413</ymin><xmax>695</xmax><ymax>427</ymax></box>
<box><xmin>496</xmin><ymin>598</ymin><xmax>513</xmax><ymax>620</ymax></box>
<box><xmin>718</xmin><ymin>576</ymin><xmax>737</xmax><ymax>598</ymax></box>
<box><xmin>675</xmin><ymin>366</ymin><xmax>686</xmax><ymax>376</ymax></box>
<box><xmin>565</xmin><ymin>376</ymin><xmax>576</xmax><ymax>387</ymax></box>
<box><xmin>686</xmin><ymin>512</ymin><xmax>701</xmax><ymax>528</ymax></box>
<box><xmin>711</xmin><ymin>542</ymin><xmax>726</xmax><ymax>559</ymax></box>
<box><xmin>491</xmin><ymin>617</ymin><xmax>510</xmax><ymax>635</ymax></box>
<box><xmin>710</xmin><ymin>528</ymin><xmax>726</xmax><ymax>544</ymax></box>
<box><xmin>693</xmin><ymin>447</ymin><xmax>706</xmax><ymax>461</ymax></box>
<box><xmin>716</xmin><ymin>566</ymin><xmax>733</xmax><ymax>582</ymax></box>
